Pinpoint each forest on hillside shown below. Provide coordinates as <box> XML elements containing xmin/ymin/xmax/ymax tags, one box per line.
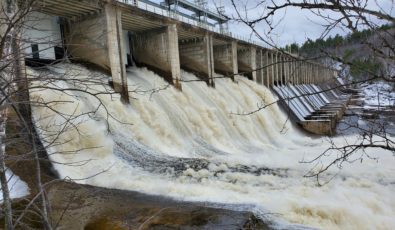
<box><xmin>282</xmin><ymin>24</ymin><xmax>395</xmax><ymax>81</ymax></box>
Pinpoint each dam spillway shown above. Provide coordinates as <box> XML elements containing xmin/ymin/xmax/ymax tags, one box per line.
<box><xmin>22</xmin><ymin>0</ymin><xmax>341</xmax><ymax>134</ymax></box>
<box><xmin>27</xmin><ymin>63</ymin><xmax>395</xmax><ymax>229</ymax></box>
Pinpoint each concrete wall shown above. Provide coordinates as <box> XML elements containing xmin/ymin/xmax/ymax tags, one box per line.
<box><xmin>179</xmin><ymin>35</ymin><xmax>214</xmax><ymax>86</ymax></box>
<box><xmin>22</xmin><ymin>12</ymin><xmax>62</xmax><ymax>60</ymax></box>
<box><xmin>237</xmin><ymin>46</ymin><xmax>256</xmax><ymax>80</ymax></box>
<box><xmin>67</xmin><ymin>13</ymin><xmax>108</xmax><ymax>67</ymax></box>
<box><xmin>132</xmin><ymin>25</ymin><xmax>181</xmax><ymax>89</ymax></box>
<box><xmin>213</xmin><ymin>41</ymin><xmax>237</xmax><ymax>80</ymax></box>
<box><xmin>67</xmin><ymin>3</ymin><xmax>129</xmax><ymax>101</ymax></box>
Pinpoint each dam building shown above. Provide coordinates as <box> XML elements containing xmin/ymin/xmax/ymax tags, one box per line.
<box><xmin>20</xmin><ymin>0</ymin><xmax>349</xmax><ymax>135</ymax></box>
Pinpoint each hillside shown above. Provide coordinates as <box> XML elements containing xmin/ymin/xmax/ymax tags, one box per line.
<box><xmin>283</xmin><ymin>25</ymin><xmax>395</xmax><ymax>81</ymax></box>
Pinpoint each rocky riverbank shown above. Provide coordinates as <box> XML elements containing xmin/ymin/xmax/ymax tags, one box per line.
<box><xmin>47</xmin><ymin>182</ymin><xmax>269</xmax><ymax>230</ymax></box>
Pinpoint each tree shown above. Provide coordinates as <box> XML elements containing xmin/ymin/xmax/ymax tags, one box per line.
<box><xmin>1</xmin><ymin>1</ymin><xmax>129</xmax><ymax>229</ymax></box>
<box><xmin>226</xmin><ymin>0</ymin><xmax>395</xmax><ymax>178</ymax></box>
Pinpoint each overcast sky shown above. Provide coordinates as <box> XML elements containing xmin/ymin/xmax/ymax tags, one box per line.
<box><xmin>147</xmin><ymin>0</ymin><xmax>394</xmax><ymax>47</ymax></box>
<box><xmin>207</xmin><ymin>0</ymin><xmax>395</xmax><ymax>47</ymax></box>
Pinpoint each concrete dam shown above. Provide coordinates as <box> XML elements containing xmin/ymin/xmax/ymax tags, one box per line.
<box><xmin>9</xmin><ymin>0</ymin><xmax>395</xmax><ymax>229</ymax></box>
<box><xmin>25</xmin><ymin>0</ymin><xmax>348</xmax><ymax>135</ymax></box>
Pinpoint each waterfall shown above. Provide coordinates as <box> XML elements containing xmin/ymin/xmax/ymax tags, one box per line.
<box><xmin>28</xmin><ymin>63</ymin><xmax>395</xmax><ymax>230</ymax></box>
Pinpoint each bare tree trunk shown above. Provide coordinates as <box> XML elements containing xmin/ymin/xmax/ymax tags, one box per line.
<box><xmin>29</xmin><ymin>118</ymin><xmax>52</xmax><ymax>229</ymax></box>
<box><xmin>10</xmin><ymin>22</ymin><xmax>52</xmax><ymax>230</ymax></box>
<box><xmin>0</xmin><ymin>135</ymin><xmax>13</xmax><ymax>230</ymax></box>
<box><xmin>32</xmin><ymin>135</ymin><xmax>52</xmax><ymax>230</ymax></box>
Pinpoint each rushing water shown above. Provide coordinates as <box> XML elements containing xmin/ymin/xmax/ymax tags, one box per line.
<box><xmin>29</xmin><ymin>64</ymin><xmax>395</xmax><ymax>230</ymax></box>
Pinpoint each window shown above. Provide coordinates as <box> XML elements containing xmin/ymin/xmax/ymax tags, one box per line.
<box><xmin>31</xmin><ymin>44</ymin><xmax>39</xmax><ymax>59</ymax></box>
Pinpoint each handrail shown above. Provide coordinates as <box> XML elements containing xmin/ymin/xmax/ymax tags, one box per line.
<box><xmin>117</xmin><ymin>0</ymin><xmax>264</xmax><ymax>47</ymax></box>
<box><xmin>117</xmin><ymin>1</ymin><xmax>336</xmax><ymax>72</ymax></box>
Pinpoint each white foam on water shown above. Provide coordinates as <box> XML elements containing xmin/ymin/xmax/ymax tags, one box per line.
<box><xmin>28</xmin><ymin>64</ymin><xmax>395</xmax><ymax>230</ymax></box>
<box><xmin>0</xmin><ymin>169</ymin><xmax>30</xmax><ymax>202</ymax></box>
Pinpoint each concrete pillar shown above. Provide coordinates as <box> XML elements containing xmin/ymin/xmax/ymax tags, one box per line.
<box><xmin>263</xmin><ymin>50</ymin><xmax>269</xmax><ymax>87</ymax></box>
<box><xmin>306</xmin><ymin>63</ymin><xmax>309</xmax><ymax>84</ymax></box>
<box><xmin>237</xmin><ymin>46</ymin><xmax>256</xmax><ymax>81</ymax></box>
<box><xmin>179</xmin><ymin>34</ymin><xmax>215</xmax><ymax>86</ymax></box>
<box><xmin>285</xmin><ymin>57</ymin><xmax>289</xmax><ymax>84</ymax></box>
<box><xmin>300</xmin><ymin>63</ymin><xmax>303</xmax><ymax>84</ymax></box>
<box><xmin>132</xmin><ymin>24</ymin><xmax>181</xmax><ymax>89</ymax></box>
<box><xmin>291</xmin><ymin>58</ymin><xmax>296</xmax><ymax>84</ymax></box>
<box><xmin>296</xmin><ymin>61</ymin><xmax>299</xmax><ymax>84</ymax></box>
<box><xmin>298</xmin><ymin>61</ymin><xmax>301</xmax><ymax>84</ymax></box>
<box><xmin>213</xmin><ymin>41</ymin><xmax>237</xmax><ymax>81</ymax></box>
<box><xmin>106</xmin><ymin>4</ymin><xmax>129</xmax><ymax>101</ymax></box>
<box><xmin>275</xmin><ymin>52</ymin><xmax>279</xmax><ymax>85</ymax></box>
<box><xmin>287</xmin><ymin>58</ymin><xmax>291</xmax><ymax>84</ymax></box>
<box><xmin>310</xmin><ymin>64</ymin><xmax>313</xmax><ymax>84</ymax></box>
<box><xmin>283</xmin><ymin>56</ymin><xmax>289</xmax><ymax>85</ymax></box>
<box><xmin>283</xmin><ymin>56</ymin><xmax>287</xmax><ymax>85</ymax></box>
<box><xmin>295</xmin><ymin>60</ymin><xmax>299</xmax><ymax>84</ymax></box>
<box><xmin>283</xmin><ymin>57</ymin><xmax>286</xmax><ymax>84</ymax></box>
<box><xmin>256</xmin><ymin>49</ymin><xmax>263</xmax><ymax>84</ymax></box>
<box><xmin>270</xmin><ymin>52</ymin><xmax>275</xmax><ymax>86</ymax></box>
<box><xmin>312</xmin><ymin>65</ymin><xmax>317</xmax><ymax>84</ymax></box>
<box><xmin>303</xmin><ymin>62</ymin><xmax>307</xmax><ymax>84</ymax></box>
<box><xmin>298</xmin><ymin>62</ymin><xmax>302</xmax><ymax>84</ymax></box>
<box><xmin>278</xmin><ymin>54</ymin><xmax>283</xmax><ymax>85</ymax></box>
<box><xmin>67</xmin><ymin>3</ymin><xmax>129</xmax><ymax>101</ymax></box>
<box><xmin>251</xmin><ymin>47</ymin><xmax>257</xmax><ymax>81</ymax></box>
<box><xmin>318</xmin><ymin>66</ymin><xmax>321</xmax><ymax>83</ymax></box>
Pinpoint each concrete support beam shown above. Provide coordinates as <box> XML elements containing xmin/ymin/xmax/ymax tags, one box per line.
<box><xmin>304</xmin><ymin>63</ymin><xmax>309</xmax><ymax>84</ymax></box>
<box><xmin>256</xmin><ymin>49</ymin><xmax>263</xmax><ymax>84</ymax></box>
<box><xmin>297</xmin><ymin>61</ymin><xmax>302</xmax><ymax>84</ymax></box>
<box><xmin>132</xmin><ymin>25</ymin><xmax>181</xmax><ymax>89</ymax></box>
<box><xmin>310</xmin><ymin>64</ymin><xmax>313</xmax><ymax>83</ymax></box>
<box><xmin>105</xmin><ymin>4</ymin><xmax>128</xmax><ymax>100</ymax></box>
<box><xmin>237</xmin><ymin>46</ymin><xmax>256</xmax><ymax>81</ymax></box>
<box><xmin>263</xmin><ymin>50</ymin><xmax>269</xmax><ymax>87</ymax></box>
<box><xmin>284</xmin><ymin>56</ymin><xmax>287</xmax><ymax>84</ymax></box>
<box><xmin>284</xmin><ymin>57</ymin><xmax>289</xmax><ymax>84</ymax></box>
<box><xmin>213</xmin><ymin>41</ymin><xmax>237</xmax><ymax>81</ymax></box>
<box><xmin>67</xmin><ymin>3</ymin><xmax>129</xmax><ymax>102</ymax></box>
<box><xmin>270</xmin><ymin>52</ymin><xmax>275</xmax><ymax>86</ymax></box>
<box><xmin>287</xmin><ymin>58</ymin><xmax>291</xmax><ymax>84</ymax></box>
<box><xmin>179</xmin><ymin>34</ymin><xmax>215</xmax><ymax>86</ymax></box>
<box><xmin>275</xmin><ymin>53</ymin><xmax>279</xmax><ymax>85</ymax></box>
<box><xmin>290</xmin><ymin>59</ymin><xmax>294</xmax><ymax>84</ymax></box>
<box><xmin>279</xmin><ymin>54</ymin><xmax>283</xmax><ymax>85</ymax></box>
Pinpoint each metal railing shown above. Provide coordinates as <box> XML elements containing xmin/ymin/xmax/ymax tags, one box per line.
<box><xmin>118</xmin><ymin>0</ymin><xmax>264</xmax><ymax>47</ymax></box>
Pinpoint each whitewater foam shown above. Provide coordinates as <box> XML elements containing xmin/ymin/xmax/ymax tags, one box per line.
<box><xmin>28</xmin><ymin>64</ymin><xmax>395</xmax><ymax>230</ymax></box>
